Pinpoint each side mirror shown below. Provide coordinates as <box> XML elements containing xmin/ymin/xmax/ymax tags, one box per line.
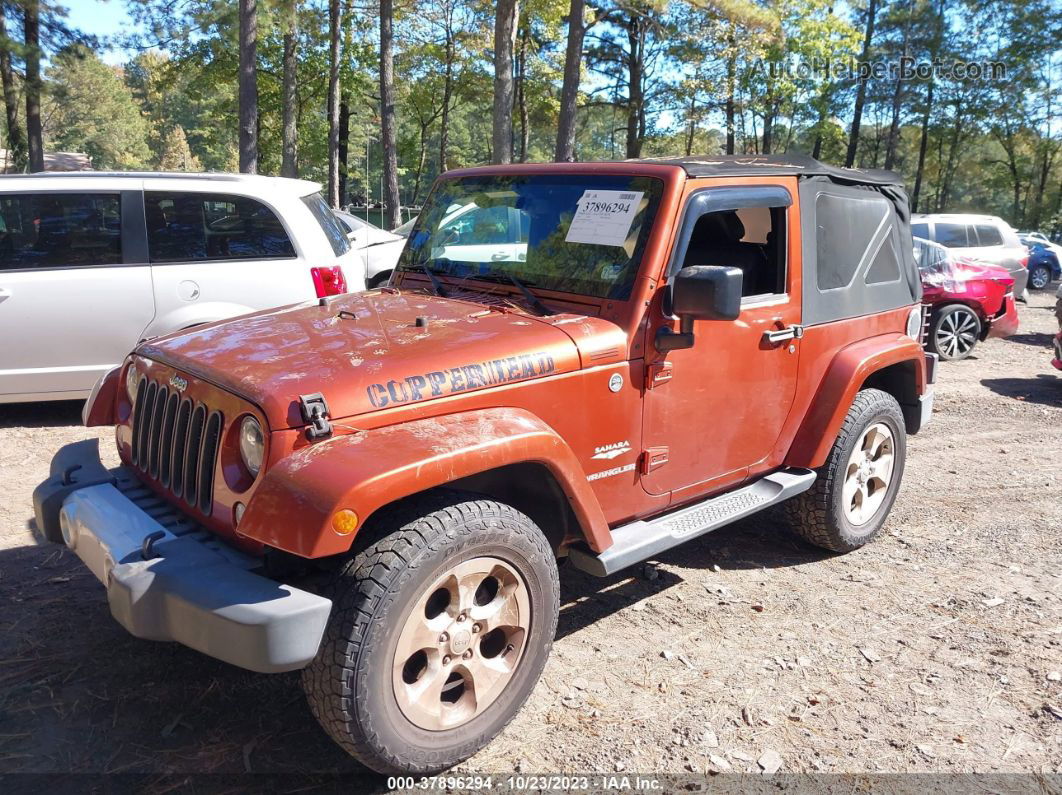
<box><xmin>672</xmin><ymin>265</ymin><xmax>743</xmax><ymax>321</ymax></box>
<box><xmin>657</xmin><ymin>265</ymin><xmax>743</xmax><ymax>352</ymax></box>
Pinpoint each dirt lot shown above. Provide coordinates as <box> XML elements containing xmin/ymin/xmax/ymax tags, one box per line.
<box><xmin>1</xmin><ymin>291</ymin><xmax>1059</xmax><ymax>783</ymax></box>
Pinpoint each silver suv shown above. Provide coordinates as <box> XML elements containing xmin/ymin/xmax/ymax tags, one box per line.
<box><xmin>911</xmin><ymin>213</ymin><xmax>1029</xmax><ymax>301</ymax></box>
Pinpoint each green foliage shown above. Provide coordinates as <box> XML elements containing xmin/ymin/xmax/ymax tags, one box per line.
<box><xmin>45</xmin><ymin>44</ymin><xmax>150</xmax><ymax>168</ymax></box>
<box><xmin>0</xmin><ymin>0</ymin><xmax>1056</xmax><ymax>234</ymax></box>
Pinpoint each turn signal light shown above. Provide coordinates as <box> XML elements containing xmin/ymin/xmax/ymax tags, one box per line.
<box><xmin>311</xmin><ymin>266</ymin><xmax>348</xmax><ymax>298</ymax></box>
<box><xmin>331</xmin><ymin>509</ymin><xmax>359</xmax><ymax>535</ymax></box>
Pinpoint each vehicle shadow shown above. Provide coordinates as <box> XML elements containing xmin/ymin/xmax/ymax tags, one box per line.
<box><xmin>1004</xmin><ymin>331</ymin><xmax>1056</xmax><ymax>348</ymax></box>
<box><xmin>981</xmin><ymin>374</ymin><xmax>1061</xmax><ymax>408</ymax></box>
<box><xmin>0</xmin><ymin>399</ymin><xmax>84</xmax><ymax>430</ymax></box>
<box><xmin>0</xmin><ymin>510</ymin><xmax>826</xmax><ymax>779</ymax></box>
<box><xmin>557</xmin><ymin>512</ymin><xmax>832</xmax><ymax>641</ymax></box>
<box><xmin>0</xmin><ymin>541</ymin><xmax>385</xmax><ymax>782</ymax></box>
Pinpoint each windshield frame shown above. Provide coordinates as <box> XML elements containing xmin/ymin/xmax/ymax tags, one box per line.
<box><xmin>395</xmin><ymin>172</ymin><xmax>666</xmax><ymax>302</ymax></box>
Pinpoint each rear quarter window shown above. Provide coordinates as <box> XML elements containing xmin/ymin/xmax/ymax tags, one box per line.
<box><xmin>302</xmin><ymin>193</ymin><xmax>351</xmax><ymax>257</ymax></box>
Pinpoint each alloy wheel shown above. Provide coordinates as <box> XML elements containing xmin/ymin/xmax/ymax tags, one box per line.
<box><xmin>935</xmin><ymin>308</ymin><xmax>978</xmax><ymax>359</ymax></box>
<box><xmin>842</xmin><ymin>422</ymin><xmax>895</xmax><ymax>527</ymax></box>
<box><xmin>1030</xmin><ymin>266</ymin><xmax>1051</xmax><ymax>290</ymax></box>
<box><xmin>392</xmin><ymin>556</ymin><xmax>530</xmax><ymax>730</ymax></box>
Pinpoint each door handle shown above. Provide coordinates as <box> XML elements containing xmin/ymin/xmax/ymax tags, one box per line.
<box><xmin>763</xmin><ymin>324</ymin><xmax>803</xmax><ymax>344</ymax></box>
<box><xmin>0</xmin><ymin>287</ymin><xmax>10</xmax><ymax>303</ymax></box>
<box><xmin>490</xmin><ymin>252</ymin><xmax>508</xmax><ymax>261</ymax></box>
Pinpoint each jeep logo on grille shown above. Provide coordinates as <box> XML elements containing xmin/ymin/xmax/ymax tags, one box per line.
<box><xmin>169</xmin><ymin>375</ymin><xmax>188</xmax><ymax>392</ymax></box>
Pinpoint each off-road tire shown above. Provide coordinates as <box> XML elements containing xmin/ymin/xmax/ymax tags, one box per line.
<box><xmin>301</xmin><ymin>491</ymin><xmax>559</xmax><ymax>775</ymax></box>
<box><xmin>927</xmin><ymin>304</ymin><xmax>981</xmax><ymax>361</ymax></box>
<box><xmin>784</xmin><ymin>388</ymin><xmax>907</xmax><ymax>553</ymax></box>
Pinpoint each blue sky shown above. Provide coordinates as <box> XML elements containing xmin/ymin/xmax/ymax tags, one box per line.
<box><xmin>65</xmin><ymin>0</ymin><xmax>139</xmax><ymax>65</ymax></box>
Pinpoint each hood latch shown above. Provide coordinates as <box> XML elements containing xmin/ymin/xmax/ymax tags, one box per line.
<box><xmin>299</xmin><ymin>393</ymin><xmax>333</xmax><ymax>440</ymax></box>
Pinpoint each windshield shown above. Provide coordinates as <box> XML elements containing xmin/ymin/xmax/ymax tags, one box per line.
<box><xmin>302</xmin><ymin>192</ymin><xmax>351</xmax><ymax>256</ymax></box>
<box><xmin>397</xmin><ymin>174</ymin><xmax>664</xmax><ymax>300</ymax></box>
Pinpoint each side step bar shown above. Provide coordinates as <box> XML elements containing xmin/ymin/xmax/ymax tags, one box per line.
<box><xmin>568</xmin><ymin>468</ymin><xmax>816</xmax><ymax>577</ymax></box>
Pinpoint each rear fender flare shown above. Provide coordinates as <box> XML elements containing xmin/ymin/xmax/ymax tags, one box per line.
<box><xmin>785</xmin><ymin>334</ymin><xmax>926</xmax><ymax>469</ymax></box>
<box><xmin>238</xmin><ymin>407</ymin><xmax>611</xmax><ymax>559</ymax></box>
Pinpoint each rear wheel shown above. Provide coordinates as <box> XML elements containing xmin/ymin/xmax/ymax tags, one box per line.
<box><xmin>1029</xmin><ymin>264</ymin><xmax>1052</xmax><ymax>290</ymax></box>
<box><xmin>785</xmin><ymin>388</ymin><xmax>906</xmax><ymax>553</ymax></box>
<box><xmin>928</xmin><ymin>304</ymin><xmax>981</xmax><ymax>361</ymax></box>
<box><xmin>301</xmin><ymin>492</ymin><xmax>559</xmax><ymax>775</ymax></box>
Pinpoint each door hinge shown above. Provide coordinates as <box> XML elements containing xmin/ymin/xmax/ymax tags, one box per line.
<box><xmin>646</xmin><ymin>361</ymin><xmax>673</xmax><ymax>389</ymax></box>
<box><xmin>641</xmin><ymin>446</ymin><xmax>669</xmax><ymax>474</ymax></box>
<box><xmin>299</xmin><ymin>392</ymin><xmax>333</xmax><ymax>440</ymax></box>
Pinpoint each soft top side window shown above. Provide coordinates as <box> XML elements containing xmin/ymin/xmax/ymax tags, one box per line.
<box><xmin>145</xmin><ymin>191</ymin><xmax>296</xmax><ymax>263</ymax></box>
<box><xmin>0</xmin><ymin>192</ymin><xmax>122</xmax><ymax>271</ymax></box>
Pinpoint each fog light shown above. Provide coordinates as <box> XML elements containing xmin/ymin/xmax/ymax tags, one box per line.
<box><xmin>332</xmin><ymin>509</ymin><xmax>359</xmax><ymax>535</ymax></box>
<box><xmin>234</xmin><ymin>502</ymin><xmax>246</xmax><ymax>526</ymax></box>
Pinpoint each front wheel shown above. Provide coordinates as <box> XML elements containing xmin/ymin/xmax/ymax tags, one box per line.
<box><xmin>302</xmin><ymin>492</ymin><xmax>559</xmax><ymax>775</ymax></box>
<box><xmin>1029</xmin><ymin>264</ymin><xmax>1052</xmax><ymax>290</ymax></box>
<box><xmin>368</xmin><ymin>270</ymin><xmax>393</xmax><ymax>289</ymax></box>
<box><xmin>785</xmin><ymin>388</ymin><xmax>907</xmax><ymax>553</ymax></box>
<box><xmin>928</xmin><ymin>304</ymin><xmax>981</xmax><ymax>361</ymax></box>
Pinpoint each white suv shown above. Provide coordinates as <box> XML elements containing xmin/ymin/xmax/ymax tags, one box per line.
<box><xmin>911</xmin><ymin>213</ymin><xmax>1029</xmax><ymax>301</ymax></box>
<box><xmin>0</xmin><ymin>172</ymin><xmax>364</xmax><ymax>404</ymax></box>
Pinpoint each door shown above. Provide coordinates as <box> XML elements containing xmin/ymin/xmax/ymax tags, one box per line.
<box><xmin>641</xmin><ymin>185</ymin><xmax>801</xmax><ymax>499</ymax></box>
<box><xmin>0</xmin><ymin>190</ymin><xmax>154</xmax><ymax>399</ymax></box>
<box><xmin>142</xmin><ymin>190</ymin><xmax>305</xmax><ymax>338</ymax></box>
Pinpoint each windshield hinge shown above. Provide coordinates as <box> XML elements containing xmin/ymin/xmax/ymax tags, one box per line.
<box><xmin>299</xmin><ymin>393</ymin><xmax>333</xmax><ymax>440</ymax></box>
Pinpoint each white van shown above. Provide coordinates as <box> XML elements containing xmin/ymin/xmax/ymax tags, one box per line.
<box><xmin>0</xmin><ymin>172</ymin><xmax>365</xmax><ymax>403</ymax></box>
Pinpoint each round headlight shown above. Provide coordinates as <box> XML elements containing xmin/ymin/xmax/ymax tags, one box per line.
<box><xmin>239</xmin><ymin>416</ymin><xmax>265</xmax><ymax>477</ymax></box>
<box><xmin>125</xmin><ymin>368</ymin><xmax>140</xmax><ymax>404</ymax></box>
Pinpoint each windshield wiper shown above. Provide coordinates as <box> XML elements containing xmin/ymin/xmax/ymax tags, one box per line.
<box><xmin>418</xmin><ymin>263</ymin><xmax>448</xmax><ymax>297</ymax></box>
<box><xmin>507</xmin><ymin>273</ymin><xmax>552</xmax><ymax>316</ymax></box>
<box><xmin>457</xmin><ymin>271</ymin><xmax>552</xmax><ymax>315</ymax></box>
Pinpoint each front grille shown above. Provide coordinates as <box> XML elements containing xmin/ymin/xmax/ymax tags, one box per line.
<box><xmin>131</xmin><ymin>376</ymin><xmax>223</xmax><ymax>514</ymax></box>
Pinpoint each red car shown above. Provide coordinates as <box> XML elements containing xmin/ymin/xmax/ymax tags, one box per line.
<box><xmin>915</xmin><ymin>237</ymin><xmax>1019</xmax><ymax>360</ymax></box>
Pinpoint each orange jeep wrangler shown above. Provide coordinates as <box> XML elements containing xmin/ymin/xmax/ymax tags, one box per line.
<box><xmin>35</xmin><ymin>155</ymin><xmax>935</xmax><ymax>774</ymax></box>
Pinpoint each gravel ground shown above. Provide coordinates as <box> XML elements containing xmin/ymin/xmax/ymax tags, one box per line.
<box><xmin>0</xmin><ymin>289</ymin><xmax>1059</xmax><ymax>783</ymax></box>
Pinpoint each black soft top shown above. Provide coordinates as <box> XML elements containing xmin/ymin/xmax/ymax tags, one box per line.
<box><xmin>631</xmin><ymin>154</ymin><xmax>904</xmax><ymax>188</ymax></box>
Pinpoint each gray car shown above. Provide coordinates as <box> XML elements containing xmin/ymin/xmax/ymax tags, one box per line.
<box><xmin>912</xmin><ymin>213</ymin><xmax>1029</xmax><ymax>301</ymax></box>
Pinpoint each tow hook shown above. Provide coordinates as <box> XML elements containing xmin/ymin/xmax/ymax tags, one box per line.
<box><xmin>299</xmin><ymin>393</ymin><xmax>334</xmax><ymax>440</ymax></box>
<box><xmin>141</xmin><ymin>530</ymin><xmax>165</xmax><ymax>560</ymax></box>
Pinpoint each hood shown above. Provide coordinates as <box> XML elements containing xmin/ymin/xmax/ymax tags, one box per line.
<box><xmin>138</xmin><ymin>290</ymin><xmax>584</xmax><ymax>429</ymax></box>
<box><xmin>359</xmin><ymin>225</ymin><xmax>402</xmax><ymax>247</ymax></box>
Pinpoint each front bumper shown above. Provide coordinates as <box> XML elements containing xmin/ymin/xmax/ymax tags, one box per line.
<box><xmin>33</xmin><ymin>440</ymin><xmax>331</xmax><ymax>674</ymax></box>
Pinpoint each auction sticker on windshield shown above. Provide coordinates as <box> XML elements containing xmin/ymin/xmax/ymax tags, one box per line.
<box><xmin>565</xmin><ymin>189</ymin><xmax>644</xmax><ymax>247</ymax></box>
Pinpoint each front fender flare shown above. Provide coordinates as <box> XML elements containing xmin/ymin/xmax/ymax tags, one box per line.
<box><xmin>785</xmin><ymin>334</ymin><xmax>926</xmax><ymax>469</ymax></box>
<box><xmin>238</xmin><ymin>407</ymin><xmax>611</xmax><ymax>559</ymax></box>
